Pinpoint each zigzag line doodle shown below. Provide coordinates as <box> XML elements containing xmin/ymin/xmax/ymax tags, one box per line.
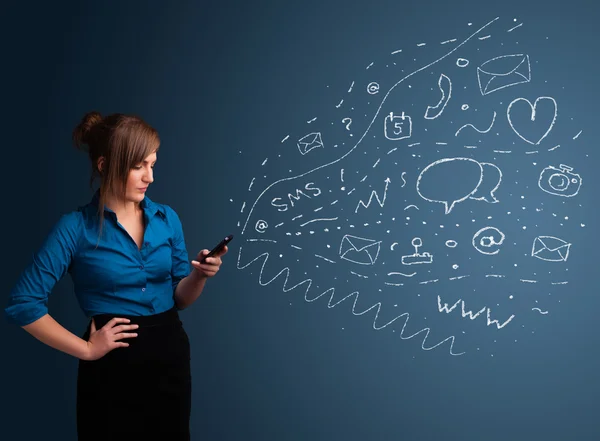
<box><xmin>240</xmin><ymin>17</ymin><xmax>501</xmax><ymax>234</ymax></box>
<box><xmin>355</xmin><ymin>178</ymin><xmax>391</xmax><ymax>213</ymax></box>
<box><xmin>237</xmin><ymin>246</ymin><xmax>465</xmax><ymax>356</ymax></box>
<box><xmin>437</xmin><ymin>295</ymin><xmax>515</xmax><ymax>329</ymax></box>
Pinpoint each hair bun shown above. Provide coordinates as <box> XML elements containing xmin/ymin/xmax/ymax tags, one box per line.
<box><xmin>72</xmin><ymin>111</ymin><xmax>103</xmax><ymax>149</ymax></box>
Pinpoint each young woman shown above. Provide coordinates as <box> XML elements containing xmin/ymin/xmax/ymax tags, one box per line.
<box><xmin>4</xmin><ymin>111</ymin><xmax>226</xmax><ymax>439</ymax></box>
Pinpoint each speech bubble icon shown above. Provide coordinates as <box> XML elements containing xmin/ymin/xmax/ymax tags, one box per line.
<box><xmin>416</xmin><ymin>157</ymin><xmax>483</xmax><ymax>214</ymax></box>
<box><xmin>469</xmin><ymin>162</ymin><xmax>502</xmax><ymax>203</ymax></box>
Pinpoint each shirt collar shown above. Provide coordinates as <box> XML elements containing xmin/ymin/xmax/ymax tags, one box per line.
<box><xmin>89</xmin><ymin>189</ymin><xmax>164</xmax><ymax>218</ymax></box>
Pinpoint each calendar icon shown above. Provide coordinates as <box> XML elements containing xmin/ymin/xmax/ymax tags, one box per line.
<box><xmin>384</xmin><ymin>111</ymin><xmax>412</xmax><ymax>140</ymax></box>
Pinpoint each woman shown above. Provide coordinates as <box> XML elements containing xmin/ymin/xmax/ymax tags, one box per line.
<box><xmin>4</xmin><ymin>111</ymin><xmax>226</xmax><ymax>439</ymax></box>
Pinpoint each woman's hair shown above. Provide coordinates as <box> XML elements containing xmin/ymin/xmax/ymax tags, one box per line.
<box><xmin>72</xmin><ymin>111</ymin><xmax>160</xmax><ymax>240</ymax></box>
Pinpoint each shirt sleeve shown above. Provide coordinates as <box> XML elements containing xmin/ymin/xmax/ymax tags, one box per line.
<box><xmin>4</xmin><ymin>212</ymin><xmax>82</xmax><ymax>327</ymax></box>
<box><xmin>165</xmin><ymin>205</ymin><xmax>191</xmax><ymax>294</ymax></box>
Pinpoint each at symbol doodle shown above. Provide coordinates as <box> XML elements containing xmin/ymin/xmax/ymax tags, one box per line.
<box><xmin>255</xmin><ymin>220</ymin><xmax>268</xmax><ymax>233</ymax></box>
<box><xmin>367</xmin><ymin>82</ymin><xmax>380</xmax><ymax>94</ymax></box>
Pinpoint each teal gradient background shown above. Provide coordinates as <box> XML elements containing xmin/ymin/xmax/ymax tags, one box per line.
<box><xmin>2</xmin><ymin>1</ymin><xmax>599</xmax><ymax>440</ymax></box>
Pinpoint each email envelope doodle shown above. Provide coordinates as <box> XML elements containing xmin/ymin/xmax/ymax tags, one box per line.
<box><xmin>477</xmin><ymin>54</ymin><xmax>531</xmax><ymax>96</ymax></box>
<box><xmin>235</xmin><ymin>16</ymin><xmax>586</xmax><ymax>358</ymax></box>
<box><xmin>297</xmin><ymin>132</ymin><xmax>324</xmax><ymax>155</ymax></box>
<box><xmin>339</xmin><ymin>235</ymin><xmax>382</xmax><ymax>265</ymax></box>
<box><xmin>531</xmin><ymin>236</ymin><xmax>571</xmax><ymax>263</ymax></box>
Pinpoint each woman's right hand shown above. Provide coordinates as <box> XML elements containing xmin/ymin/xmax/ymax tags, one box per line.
<box><xmin>83</xmin><ymin>317</ymin><xmax>139</xmax><ymax>361</ymax></box>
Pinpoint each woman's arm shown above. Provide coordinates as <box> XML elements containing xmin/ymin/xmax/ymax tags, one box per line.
<box><xmin>22</xmin><ymin>314</ymin><xmax>91</xmax><ymax>360</ymax></box>
<box><xmin>173</xmin><ymin>269</ymin><xmax>208</xmax><ymax>310</ymax></box>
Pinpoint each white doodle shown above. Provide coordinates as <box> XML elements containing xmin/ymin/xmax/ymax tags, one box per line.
<box><xmin>472</xmin><ymin>227</ymin><xmax>506</xmax><ymax>255</ymax></box>
<box><xmin>507</xmin><ymin>23</ymin><xmax>523</xmax><ymax>33</ymax></box>
<box><xmin>339</xmin><ymin>235</ymin><xmax>382</xmax><ymax>265</ymax></box>
<box><xmin>401</xmin><ymin>238</ymin><xmax>433</xmax><ymax>265</ymax></box>
<box><xmin>424</xmin><ymin>74</ymin><xmax>452</xmax><ymax>120</ymax></box>
<box><xmin>367</xmin><ymin>82</ymin><xmax>380</xmax><ymax>94</ymax></box>
<box><xmin>297</xmin><ymin>132</ymin><xmax>324</xmax><ymax>155</ymax></box>
<box><xmin>299</xmin><ymin>217</ymin><xmax>338</xmax><ymax>227</ymax></box>
<box><xmin>538</xmin><ymin>164</ymin><xmax>582</xmax><ymax>198</ymax></box>
<box><xmin>531</xmin><ymin>236</ymin><xmax>571</xmax><ymax>262</ymax></box>
<box><xmin>507</xmin><ymin>96</ymin><xmax>557</xmax><ymax>145</ymax></box>
<box><xmin>416</xmin><ymin>157</ymin><xmax>502</xmax><ymax>214</ymax></box>
<box><xmin>237</xmin><ymin>247</ymin><xmax>464</xmax><ymax>355</ymax></box>
<box><xmin>477</xmin><ymin>54</ymin><xmax>531</xmax><ymax>95</ymax></box>
<box><xmin>455</xmin><ymin>111</ymin><xmax>497</xmax><ymax>137</ymax></box>
<box><xmin>387</xmin><ymin>271</ymin><xmax>417</xmax><ymax>277</ymax></box>
<box><xmin>437</xmin><ymin>296</ymin><xmax>515</xmax><ymax>329</ymax></box>
<box><xmin>255</xmin><ymin>220</ymin><xmax>268</xmax><ymax>233</ymax></box>
<box><xmin>315</xmin><ymin>254</ymin><xmax>335</xmax><ymax>264</ymax></box>
<box><xmin>355</xmin><ymin>178</ymin><xmax>391</xmax><ymax>213</ymax></box>
<box><xmin>238</xmin><ymin>20</ymin><xmax>552</xmax><ymax>356</ymax></box>
<box><xmin>456</xmin><ymin>58</ymin><xmax>469</xmax><ymax>67</ymax></box>
<box><xmin>384</xmin><ymin>111</ymin><xmax>412</xmax><ymax>140</ymax></box>
<box><xmin>445</xmin><ymin>240</ymin><xmax>458</xmax><ymax>248</ymax></box>
<box><xmin>342</xmin><ymin>117</ymin><xmax>352</xmax><ymax>130</ymax></box>
<box><xmin>532</xmin><ymin>308</ymin><xmax>548</xmax><ymax>315</ymax></box>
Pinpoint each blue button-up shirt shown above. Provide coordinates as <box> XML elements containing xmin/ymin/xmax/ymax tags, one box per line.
<box><xmin>4</xmin><ymin>191</ymin><xmax>191</xmax><ymax>327</ymax></box>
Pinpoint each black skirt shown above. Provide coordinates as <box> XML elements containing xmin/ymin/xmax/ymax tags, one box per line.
<box><xmin>76</xmin><ymin>306</ymin><xmax>191</xmax><ymax>440</ymax></box>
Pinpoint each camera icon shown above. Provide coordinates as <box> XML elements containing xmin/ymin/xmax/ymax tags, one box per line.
<box><xmin>538</xmin><ymin>164</ymin><xmax>582</xmax><ymax>198</ymax></box>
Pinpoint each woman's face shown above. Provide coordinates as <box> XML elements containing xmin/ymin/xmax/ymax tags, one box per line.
<box><xmin>125</xmin><ymin>150</ymin><xmax>157</xmax><ymax>203</ymax></box>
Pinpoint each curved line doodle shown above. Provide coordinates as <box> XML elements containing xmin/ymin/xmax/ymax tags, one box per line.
<box><xmin>236</xmin><ymin>16</ymin><xmax>576</xmax><ymax>359</ymax></box>
<box><xmin>241</xmin><ymin>16</ymin><xmax>500</xmax><ymax>234</ymax></box>
<box><xmin>455</xmin><ymin>111</ymin><xmax>497</xmax><ymax>137</ymax></box>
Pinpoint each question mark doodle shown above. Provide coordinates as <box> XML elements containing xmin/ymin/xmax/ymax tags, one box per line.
<box><xmin>342</xmin><ymin>117</ymin><xmax>352</xmax><ymax>130</ymax></box>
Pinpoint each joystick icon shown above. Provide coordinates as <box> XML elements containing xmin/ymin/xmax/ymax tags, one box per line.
<box><xmin>401</xmin><ymin>237</ymin><xmax>434</xmax><ymax>265</ymax></box>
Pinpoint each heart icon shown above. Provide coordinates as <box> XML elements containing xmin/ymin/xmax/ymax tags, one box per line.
<box><xmin>507</xmin><ymin>96</ymin><xmax>557</xmax><ymax>145</ymax></box>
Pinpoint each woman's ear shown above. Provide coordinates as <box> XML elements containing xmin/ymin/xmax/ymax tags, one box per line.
<box><xmin>97</xmin><ymin>156</ymin><xmax>105</xmax><ymax>174</ymax></box>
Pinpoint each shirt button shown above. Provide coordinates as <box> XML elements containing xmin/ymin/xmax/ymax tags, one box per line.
<box><xmin>141</xmin><ymin>288</ymin><xmax>146</xmax><ymax>292</ymax></box>
<box><xmin>139</xmin><ymin>265</ymin><xmax>144</xmax><ymax>270</ymax></box>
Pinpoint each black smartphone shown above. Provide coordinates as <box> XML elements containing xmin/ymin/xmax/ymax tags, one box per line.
<box><xmin>199</xmin><ymin>234</ymin><xmax>234</xmax><ymax>263</ymax></box>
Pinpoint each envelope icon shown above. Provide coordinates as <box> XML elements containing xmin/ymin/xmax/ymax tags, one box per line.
<box><xmin>477</xmin><ymin>54</ymin><xmax>531</xmax><ymax>96</ymax></box>
<box><xmin>339</xmin><ymin>234</ymin><xmax>381</xmax><ymax>265</ymax></box>
<box><xmin>297</xmin><ymin>132</ymin><xmax>324</xmax><ymax>155</ymax></box>
<box><xmin>531</xmin><ymin>236</ymin><xmax>571</xmax><ymax>262</ymax></box>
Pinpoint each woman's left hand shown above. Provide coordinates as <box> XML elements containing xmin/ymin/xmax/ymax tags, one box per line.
<box><xmin>191</xmin><ymin>246</ymin><xmax>228</xmax><ymax>278</ymax></box>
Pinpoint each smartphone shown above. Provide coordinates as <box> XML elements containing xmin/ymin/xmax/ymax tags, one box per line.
<box><xmin>199</xmin><ymin>234</ymin><xmax>234</xmax><ymax>263</ymax></box>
